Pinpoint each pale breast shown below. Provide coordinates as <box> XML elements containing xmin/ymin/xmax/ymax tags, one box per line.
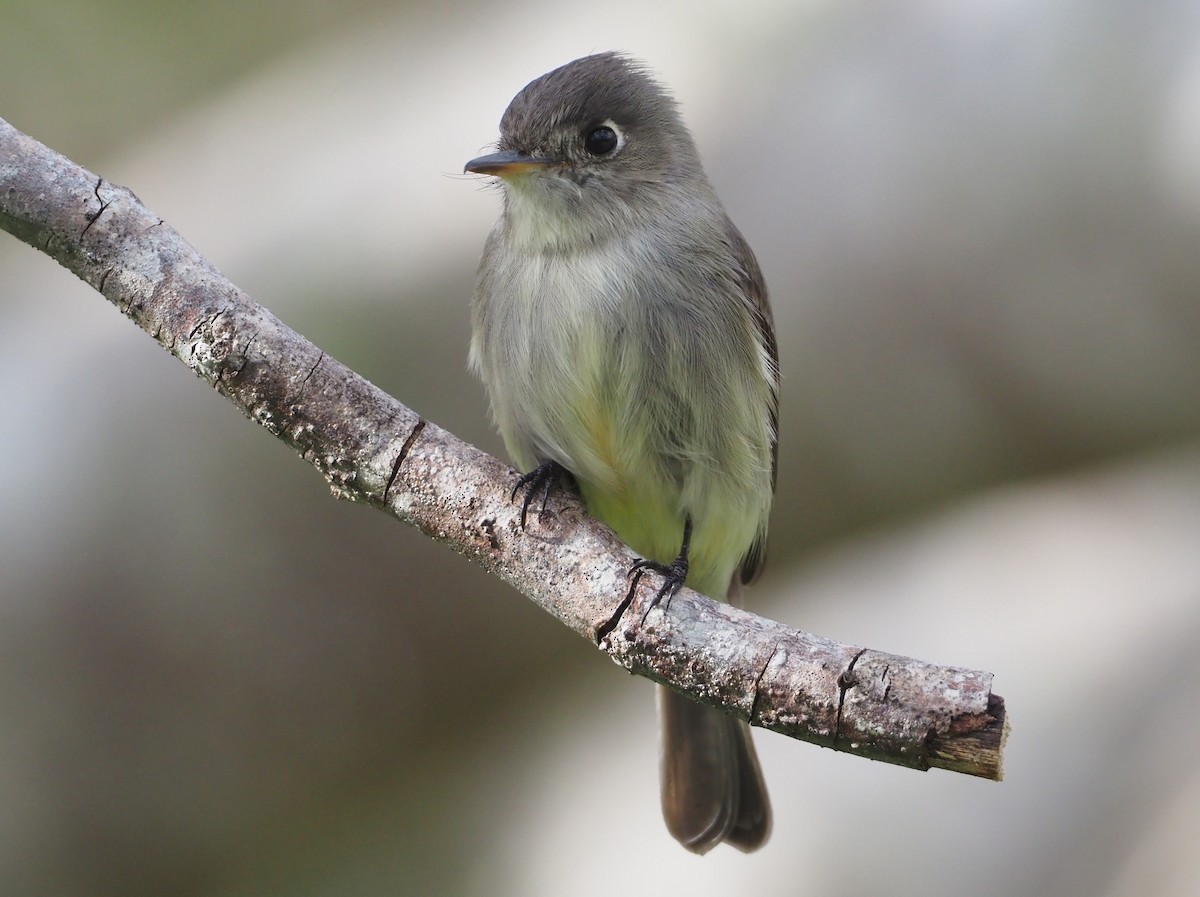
<box><xmin>471</xmin><ymin>225</ymin><xmax>775</xmax><ymax>591</ymax></box>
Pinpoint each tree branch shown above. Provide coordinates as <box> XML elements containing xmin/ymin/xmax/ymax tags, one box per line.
<box><xmin>0</xmin><ymin>116</ymin><xmax>1007</xmax><ymax>780</ymax></box>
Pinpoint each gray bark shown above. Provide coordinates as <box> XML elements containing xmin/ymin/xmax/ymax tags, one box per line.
<box><xmin>0</xmin><ymin>116</ymin><xmax>1007</xmax><ymax>780</ymax></box>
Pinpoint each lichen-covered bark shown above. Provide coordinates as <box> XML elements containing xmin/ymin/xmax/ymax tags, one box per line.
<box><xmin>0</xmin><ymin>116</ymin><xmax>1007</xmax><ymax>779</ymax></box>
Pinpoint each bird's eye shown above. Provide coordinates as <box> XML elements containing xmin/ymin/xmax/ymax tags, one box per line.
<box><xmin>584</xmin><ymin>124</ymin><xmax>621</xmax><ymax>156</ymax></box>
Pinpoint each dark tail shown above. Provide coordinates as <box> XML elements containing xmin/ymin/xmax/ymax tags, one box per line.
<box><xmin>658</xmin><ymin>686</ymin><xmax>771</xmax><ymax>853</ymax></box>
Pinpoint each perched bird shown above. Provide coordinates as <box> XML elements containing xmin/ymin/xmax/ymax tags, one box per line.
<box><xmin>465</xmin><ymin>52</ymin><xmax>778</xmax><ymax>854</ymax></box>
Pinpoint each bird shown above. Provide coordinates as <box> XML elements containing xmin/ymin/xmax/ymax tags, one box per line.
<box><xmin>464</xmin><ymin>51</ymin><xmax>778</xmax><ymax>854</ymax></box>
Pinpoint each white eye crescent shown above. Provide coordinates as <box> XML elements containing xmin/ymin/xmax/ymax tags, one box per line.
<box><xmin>583</xmin><ymin>120</ymin><xmax>625</xmax><ymax>156</ymax></box>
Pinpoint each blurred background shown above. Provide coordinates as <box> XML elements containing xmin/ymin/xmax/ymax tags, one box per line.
<box><xmin>3</xmin><ymin>0</ymin><xmax>1200</xmax><ymax>894</ymax></box>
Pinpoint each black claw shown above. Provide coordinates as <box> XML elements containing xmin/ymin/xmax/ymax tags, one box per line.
<box><xmin>627</xmin><ymin>516</ymin><xmax>693</xmax><ymax>623</ymax></box>
<box><xmin>511</xmin><ymin>460</ymin><xmax>567</xmax><ymax>529</ymax></box>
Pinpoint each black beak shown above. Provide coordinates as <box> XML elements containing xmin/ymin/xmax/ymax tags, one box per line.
<box><xmin>464</xmin><ymin>150</ymin><xmax>559</xmax><ymax>176</ymax></box>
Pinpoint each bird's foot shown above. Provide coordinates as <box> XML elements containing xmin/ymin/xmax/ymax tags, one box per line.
<box><xmin>628</xmin><ymin>554</ymin><xmax>689</xmax><ymax>623</ymax></box>
<box><xmin>511</xmin><ymin>460</ymin><xmax>568</xmax><ymax>529</ymax></box>
<box><xmin>627</xmin><ymin>516</ymin><xmax>693</xmax><ymax>623</ymax></box>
